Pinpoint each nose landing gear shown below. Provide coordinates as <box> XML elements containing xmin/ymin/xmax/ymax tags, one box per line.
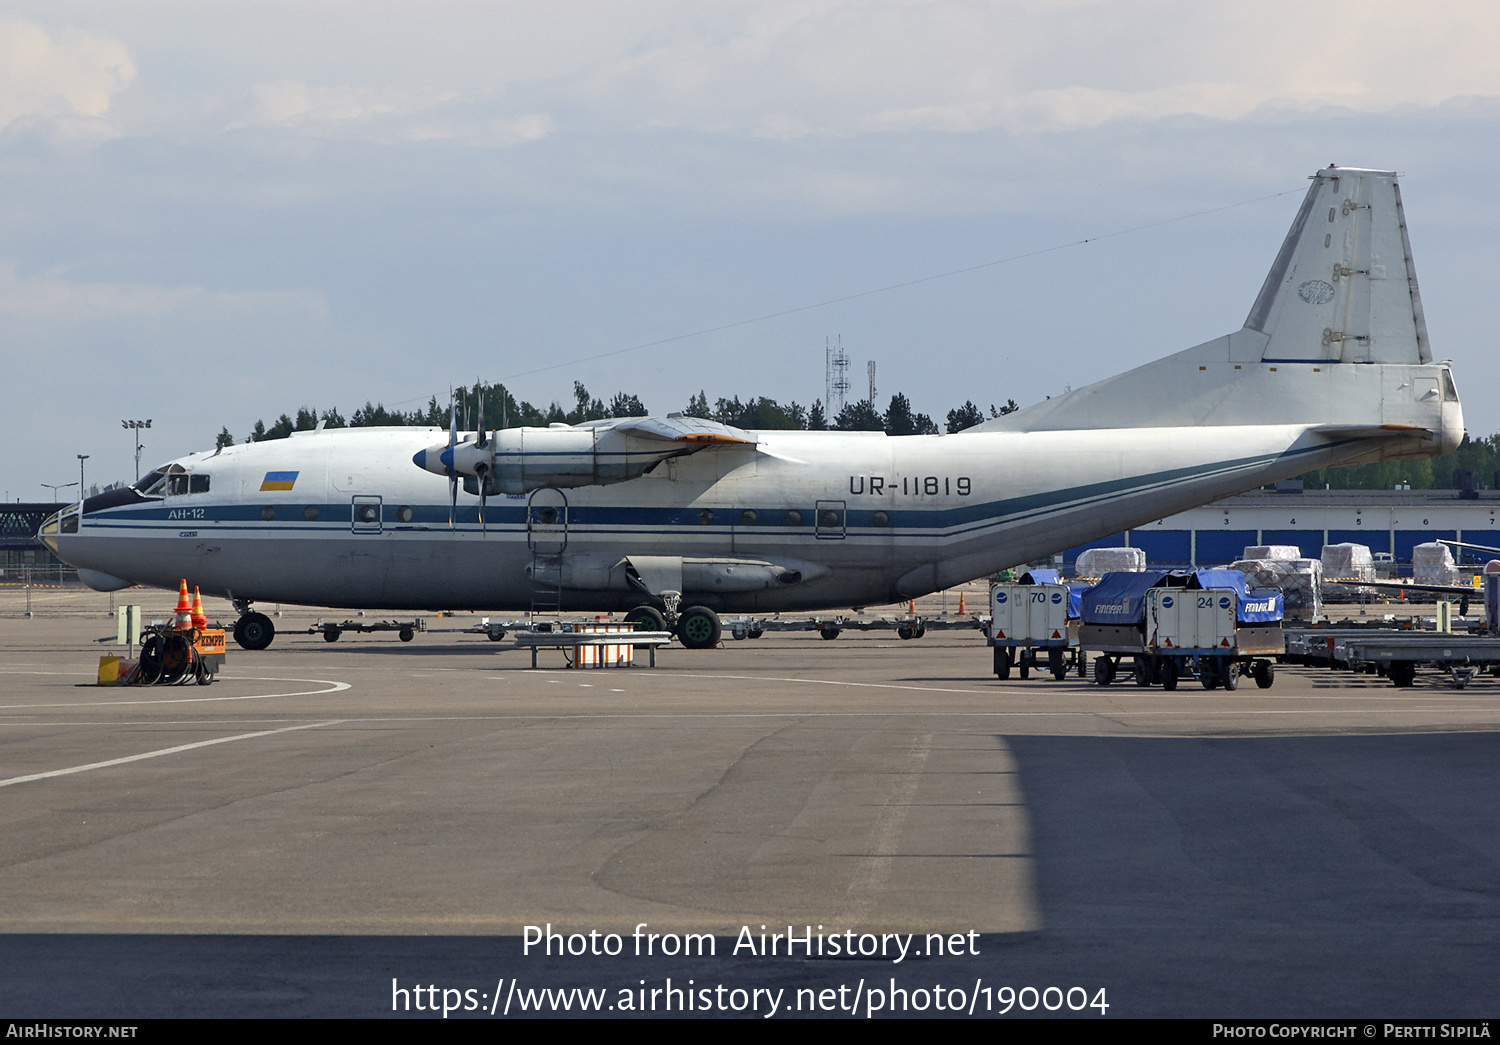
<box><xmin>231</xmin><ymin>598</ymin><xmax>276</xmax><ymax>651</ymax></box>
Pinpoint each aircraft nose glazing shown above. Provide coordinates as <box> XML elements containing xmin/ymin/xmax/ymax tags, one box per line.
<box><xmin>37</xmin><ymin>508</ymin><xmax>63</xmax><ymax>553</ymax></box>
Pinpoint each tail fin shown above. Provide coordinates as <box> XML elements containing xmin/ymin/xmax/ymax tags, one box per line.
<box><xmin>978</xmin><ymin>166</ymin><xmax>1456</xmax><ymax>440</ymax></box>
<box><xmin>1246</xmin><ymin>167</ymin><xmax>1430</xmax><ymax>365</ymax></box>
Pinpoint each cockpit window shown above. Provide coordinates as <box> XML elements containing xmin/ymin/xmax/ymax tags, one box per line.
<box><xmin>135</xmin><ymin>470</ymin><xmax>167</xmax><ymax>497</ymax></box>
<box><xmin>1441</xmin><ymin>368</ymin><xmax>1459</xmax><ymax>402</ymax></box>
<box><xmin>166</xmin><ymin>474</ymin><xmax>211</xmax><ymax>496</ymax></box>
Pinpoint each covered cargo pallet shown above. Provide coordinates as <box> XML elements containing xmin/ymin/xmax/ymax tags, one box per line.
<box><xmin>1241</xmin><ymin>545</ymin><xmax>1304</xmax><ymax>561</ymax></box>
<box><xmin>1074</xmin><ymin>547</ymin><xmax>1146</xmax><ymax>579</ymax></box>
<box><xmin>1229</xmin><ymin>556</ymin><xmax>1323</xmax><ymax>619</ymax></box>
<box><xmin>1322</xmin><ymin>543</ymin><xmax>1375</xmax><ymax>600</ymax></box>
<box><xmin>1413</xmin><ymin>542</ymin><xmax>1459</xmax><ymax>585</ymax></box>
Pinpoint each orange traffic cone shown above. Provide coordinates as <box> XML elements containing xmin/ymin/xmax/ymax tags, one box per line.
<box><xmin>191</xmin><ymin>586</ymin><xmax>208</xmax><ymax>630</ymax></box>
<box><xmin>909</xmin><ymin>600</ymin><xmax>916</xmax><ymax>617</ymax></box>
<box><xmin>175</xmin><ymin>579</ymin><xmax>192</xmax><ymax>630</ymax></box>
<box><xmin>959</xmin><ymin>592</ymin><xmax>967</xmax><ymax>614</ymax></box>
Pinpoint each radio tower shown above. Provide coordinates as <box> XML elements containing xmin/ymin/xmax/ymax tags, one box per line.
<box><xmin>826</xmin><ymin>336</ymin><xmax>851</xmax><ymax>415</ymax></box>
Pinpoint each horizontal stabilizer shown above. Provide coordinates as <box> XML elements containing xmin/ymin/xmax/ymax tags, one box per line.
<box><xmin>1311</xmin><ymin>423</ymin><xmax>1432</xmax><ymax>440</ymax></box>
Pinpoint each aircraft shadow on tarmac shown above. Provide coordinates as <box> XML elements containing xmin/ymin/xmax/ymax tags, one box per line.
<box><xmin>4</xmin><ymin>732</ymin><xmax>1497</xmax><ymax>1018</ymax></box>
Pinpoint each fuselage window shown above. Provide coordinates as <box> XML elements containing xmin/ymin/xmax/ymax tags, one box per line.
<box><xmin>189</xmin><ymin>475</ymin><xmax>210</xmax><ymax>494</ymax></box>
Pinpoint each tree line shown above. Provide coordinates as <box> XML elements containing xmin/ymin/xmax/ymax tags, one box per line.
<box><xmin>217</xmin><ymin>382</ymin><xmax>1018</xmax><ymax>448</ymax></box>
<box><xmin>1292</xmin><ymin>433</ymin><xmax>1500</xmax><ymax>492</ymax></box>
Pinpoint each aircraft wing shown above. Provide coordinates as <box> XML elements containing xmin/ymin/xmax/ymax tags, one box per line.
<box><xmin>1439</xmin><ymin>538</ymin><xmax>1500</xmax><ymax>559</ymax></box>
<box><xmin>1360</xmin><ymin>579</ymin><xmax>1481</xmax><ymax>599</ymax></box>
<box><xmin>603</xmin><ymin>416</ymin><xmax>757</xmax><ymax>446</ymax></box>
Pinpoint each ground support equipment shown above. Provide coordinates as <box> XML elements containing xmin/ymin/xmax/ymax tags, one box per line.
<box><xmin>308</xmin><ymin>618</ymin><xmax>426</xmax><ymax>643</ymax></box>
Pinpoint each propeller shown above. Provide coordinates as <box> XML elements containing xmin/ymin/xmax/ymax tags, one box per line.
<box><xmin>474</xmin><ymin>381</ymin><xmax>489</xmax><ymax>536</ymax></box>
<box><xmin>446</xmin><ymin>392</ymin><xmax>458</xmax><ymax>528</ymax></box>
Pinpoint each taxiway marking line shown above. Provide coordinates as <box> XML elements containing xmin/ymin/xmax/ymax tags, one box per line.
<box><xmin>0</xmin><ymin>677</ymin><xmax>351</xmax><ymax>709</ymax></box>
<box><xmin>0</xmin><ymin>719</ymin><xmax>344</xmax><ymax>789</ymax></box>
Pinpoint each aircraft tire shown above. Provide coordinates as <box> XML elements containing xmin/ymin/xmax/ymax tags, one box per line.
<box><xmin>676</xmin><ymin>606</ymin><xmax>722</xmax><ymax>650</ymax></box>
<box><xmin>624</xmin><ymin>605</ymin><xmax>667</xmax><ymax>633</ymax></box>
<box><xmin>235</xmin><ymin>612</ymin><xmax>275</xmax><ymax>651</ymax></box>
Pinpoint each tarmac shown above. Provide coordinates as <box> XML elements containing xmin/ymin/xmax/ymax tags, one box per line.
<box><xmin>2</xmin><ymin>598</ymin><xmax>1498</xmax><ymax>1018</ymax></box>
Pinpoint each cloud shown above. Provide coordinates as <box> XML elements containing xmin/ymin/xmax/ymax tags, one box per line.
<box><xmin>0</xmin><ymin>17</ymin><xmax>134</xmax><ymax>137</ymax></box>
<box><xmin>0</xmin><ymin>262</ymin><xmax>325</xmax><ymax>322</ymax></box>
<box><xmin>222</xmin><ymin>79</ymin><xmax>555</xmax><ymax>146</ymax></box>
<box><xmin>18</xmin><ymin>3</ymin><xmax>1497</xmax><ymax>147</ymax></box>
<box><xmin>559</xmin><ymin>0</ymin><xmax>1500</xmax><ymax>137</ymax></box>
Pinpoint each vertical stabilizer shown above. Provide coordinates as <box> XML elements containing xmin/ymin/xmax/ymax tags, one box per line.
<box><xmin>974</xmin><ymin>165</ymin><xmax>1453</xmax><ymax>435</ymax></box>
<box><xmin>1245</xmin><ymin>166</ymin><xmax>1430</xmax><ymax>365</ymax></box>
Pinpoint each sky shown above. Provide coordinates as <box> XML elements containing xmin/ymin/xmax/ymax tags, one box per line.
<box><xmin>3</xmin><ymin>1</ymin><xmax>1499</xmax><ymax>500</ymax></box>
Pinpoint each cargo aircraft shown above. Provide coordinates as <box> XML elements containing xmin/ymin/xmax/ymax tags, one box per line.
<box><xmin>41</xmin><ymin>167</ymin><xmax>1464</xmax><ymax>650</ymax></box>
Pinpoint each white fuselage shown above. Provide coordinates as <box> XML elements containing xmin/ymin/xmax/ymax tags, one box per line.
<box><xmin>46</xmin><ymin>404</ymin><xmax>1451</xmax><ymax>613</ymax></box>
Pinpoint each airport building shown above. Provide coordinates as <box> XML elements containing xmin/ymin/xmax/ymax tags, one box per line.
<box><xmin>1</xmin><ymin>503</ymin><xmax>67</xmax><ymax>574</ymax></box>
<box><xmin>1063</xmin><ymin>487</ymin><xmax>1498</xmax><ymax>573</ymax></box>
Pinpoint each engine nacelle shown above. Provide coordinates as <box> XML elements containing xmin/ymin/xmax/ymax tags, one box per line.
<box><xmin>413</xmin><ymin>419</ymin><xmax>752</xmax><ymax>493</ymax></box>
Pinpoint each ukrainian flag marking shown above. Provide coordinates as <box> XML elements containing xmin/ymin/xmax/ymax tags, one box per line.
<box><xmin>260</xmin><ymin>471</ymin><xmax>299</xmax><ymax>491</ymax></box>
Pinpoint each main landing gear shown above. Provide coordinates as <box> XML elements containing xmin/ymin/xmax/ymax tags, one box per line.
<box><xmin>625</xmin><ymin>602</ymin><xmax>723</xmax><ymax>650</ymax></box>
<box><xmin>231</xmin><ymin>598</ymin><xmax>275</xmax><ymax>651</ymax></box>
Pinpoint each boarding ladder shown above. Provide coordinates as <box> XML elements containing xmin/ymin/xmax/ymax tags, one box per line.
<box><xmin>529</xmin><ymin>551</ymin><xmax>563</xmax><ymax>624</ymax></box>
